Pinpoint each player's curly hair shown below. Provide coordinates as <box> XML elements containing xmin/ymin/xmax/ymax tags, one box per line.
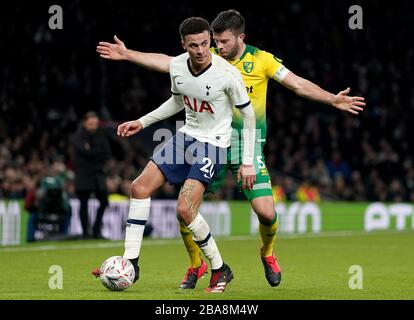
<box><xmin>211</xmin><ymin>9</ymin><xmax>245</xmax><ymax>35</ymax></box>
<box><xmin>179</xmin><ymin>17</ymin><xmax>210</xmax><ymax>39</ymax></box>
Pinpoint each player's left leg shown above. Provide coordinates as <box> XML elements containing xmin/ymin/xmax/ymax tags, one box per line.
<box><xmin>250</xmin><ymin>195</ymin><xmax>281</xmax><ymax>287</ymax></box>
<box><xmin>177</xmin><ymin>178</ymin><xmax>233</xmax><ymax>293</ymax></box>
<box><xmin>177</xmin><ymin>179</ymin><xmax>208</xmax><ymax>289</ymax></box>
<box><xmin>177</xmin><ymin>161</ymin><xmax>229</xmax><ymax>289</ymax></box>
<box><xmin>178</xmin><ymin>219</ymin><xmax>207</xmax><ymax>289</ymax></box>
<box><xmin>231</xmin><ymin>142</ymin><xmax>282</xmax><ymax>287</ymax></box>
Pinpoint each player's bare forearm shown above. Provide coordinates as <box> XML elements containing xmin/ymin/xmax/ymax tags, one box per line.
<box><xmin>125</xmin><ymin>49</ymin><xmax>172</xmax><ymax>73</ymax></box>
<box><xmin>282</xmin><ymin>72</ymin><xmax>366</xmax><ymax>115</ymax></box>
<box><xmin>282</xmin><ymin>72</ymin><xmax>334</xmax><ymax>105</ymax></box>
<box><xmin>297</xmin><ymin>80</ymin><xmax>335</xmax><ymax>106</ymax></box>
<box><xmin>96</xmin><ymin>35</ymin><xmax>172</xmax><ymax>73</ymax></box>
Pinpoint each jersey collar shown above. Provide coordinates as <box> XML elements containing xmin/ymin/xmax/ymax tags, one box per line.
<box><xmin>228</xmin><ymin>44</ymin><xmax>257</xmax><ymax>66</ymax></box>
<box><xmin>187</xmin><ymin>58</ymin><xmax>212</xmax><ymax>77</ymax></box>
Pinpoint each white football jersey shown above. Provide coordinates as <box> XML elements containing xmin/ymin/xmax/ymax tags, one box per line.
<box><xmin>170</xmin><ymin>52</ymin><xmax>251</xmax><ymax>148</ymax></box>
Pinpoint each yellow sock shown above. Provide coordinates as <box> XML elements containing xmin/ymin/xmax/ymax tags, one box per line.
<box><xmin>179</xmin><ymin>220</ymin><xmax>202</xmax><ymax>268</ymax></box>
<box><xmin>259</xmin><ymin>215</ymin><xmax>279</xmax><ymax>258</ymax></box>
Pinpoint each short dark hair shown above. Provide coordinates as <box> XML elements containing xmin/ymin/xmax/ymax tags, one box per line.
<box><xmin>179</xmin><ymin>17</ymin><xmax>210</xmax><ymax>39</ymax></box>
<box><xmin>211</xmin><ymin>10</ymin><xmax>245</xmax><ymax>35</ymax></box>
<box><xmin>83</xmin><ymin>110</ymin><xmax>98</xmax><ymax>121</ymax></box>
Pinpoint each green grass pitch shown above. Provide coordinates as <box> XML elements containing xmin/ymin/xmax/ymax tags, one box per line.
<box><xmin>1</xmin><ymin>231</ymin><xmax>413</xmax><ymax>300</ymax></box>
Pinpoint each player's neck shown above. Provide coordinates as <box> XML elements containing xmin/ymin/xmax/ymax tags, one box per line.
<box><xmin>189</xmin><ymin>53</ymin><xmax>212</xmax><ymax>74</ymax></box>
<box><xmin>234</xmin><ymin>43</ymin><xmax>246</xmax><ymax>61</ymax></box>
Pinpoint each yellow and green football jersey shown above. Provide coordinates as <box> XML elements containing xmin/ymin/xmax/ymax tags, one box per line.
<box><xmin>207</xmin><ymin>45</ymin><xmax>288</xmax><ymax>200</ymax></box>
<box><xmin>212</xmin><ymin>45</ymin><xmax>287</xmax><ymax>141</ymax></box>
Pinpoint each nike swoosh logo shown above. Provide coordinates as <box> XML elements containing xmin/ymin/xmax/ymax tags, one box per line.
<box><xmin>177</xmin><ymin>82</ymin><xmax>183</xmax><ymax>85</ymax></box>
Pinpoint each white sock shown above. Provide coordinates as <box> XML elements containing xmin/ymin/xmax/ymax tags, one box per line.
<box><xmin>123</xmin><ymin>198</ymin><xmax>151</xmax><ymax>260</ymax></box>
<box><xmin>187</xmin><ymin>213</ymin><xmax>223</xmax><ymax>270</ymax></box>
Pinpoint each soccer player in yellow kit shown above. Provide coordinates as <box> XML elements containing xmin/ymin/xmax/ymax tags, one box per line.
<box><xmin>97</xmin><ymin>10</ymin><xmax>365</xmax><ymax>289</ymax></box>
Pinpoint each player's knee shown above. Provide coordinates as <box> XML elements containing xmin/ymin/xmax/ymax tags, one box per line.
<box><xmin>176</xmin><ymin>202</ymin><xmax>191</xmax><ymax>222</ymax></box>
<box><xmin>255</xmin><ymin>208</ymin><xmax>276</xmax><ymax>224</ymax></box>
<box><xmin>130</xmin><ymin>180</ymin><xmax>151</xmax><ymax>199</ymax></box>
<box><xmin>252</xmin><ymin>197</ymin><xmax>277</xmax><ymax>223</ymax></box>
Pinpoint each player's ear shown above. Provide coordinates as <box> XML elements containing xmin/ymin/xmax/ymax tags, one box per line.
<box><xmin>181</xmin><ymin>40</ymin><xmax>186</xmax><ymax>50</ymax></box>
<box><xmin>238</xmin><ymin>33</ymin><xmax>246</xmax><ymax>42</ymax></box>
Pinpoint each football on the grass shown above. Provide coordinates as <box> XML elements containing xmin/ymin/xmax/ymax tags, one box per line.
<box><xmin>99</xmin><ymin>256</ymin><xmax>135</xmax><ymax>291</ymax></box>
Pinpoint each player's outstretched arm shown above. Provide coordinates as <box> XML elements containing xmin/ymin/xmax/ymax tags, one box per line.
<box><xmin>97</xmin><ymin>35</ymin><xmax>172</xmax><ymax>73</ymax></box>
<box><xmin>281</xmin><ymin>71</ymin><xmax>366</xmax><ymax>115</ymax></box>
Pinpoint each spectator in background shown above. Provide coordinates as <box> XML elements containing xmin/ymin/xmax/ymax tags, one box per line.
<box><xmin>310</xmin><ymin>158</ymin><xmax>332</xmax><ymax>191</ymax></box>
<box><xmin>25</xmin><ymin>159</ymin><xmax>71</xmax><ymax>241</ymax></box>
<box><xmin>349</xmin><ymin>171</ymin><xmax>367</xmax><ymax>201</ymax></box>
<box><xmin>327</xmin><ymin>150</ymin><xmax>352</xmax><ymax>182</ymax></box>
<box><xmin>271</xmin><ymin>176</ymin><xmax>286</xmax><ymax>203</ymax></box>
<box><xmin>388</xmin><ymin>179</ymin><xmax>405</xmax><ymax>202</ymax></box>
<box><xmin>332</xmin><ymin>174</ymin><xmax>353</xmax><ymax>200</ymax></box>
<box><xmin>1</xmin><ymin>2</ymin><xmax>413</xmax><ymax>203</ymax></box>
<box><xmin>72</xmin><ymin>111</ymin><xmax>112</xmax><ymax>239</ymax></box>
<box><xmin>296</xmin><ymin>180</ymin><xmax>320</xmax><ymax>203</ymax></box>
<box><xmin>24</xmin><ymin>176</ymin><xmax>39</xmax><ymax>242</ymax></box>
<box><xmin>272</xmin><ymin>185</ymin><xmax>286</xmax><ymax>203</ymax></box>
<box><xmin>283</xmin><ymin>177</ymin><xmax>297</xmax><ymax>201</ymax></box>
<box><xmin>37</xmin><ymin>159</ymin><xmax>72</xmax><ymax>236</ymax></box>
<box><xmin>106</xmin><ymin>174</ymin><xmax>129</xmax><ymax>202</ymax></box>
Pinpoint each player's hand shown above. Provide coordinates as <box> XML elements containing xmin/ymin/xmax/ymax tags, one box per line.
<box><xmin>237</xmin><ymin>164</ymin><xmax>256</xmax><ymax>191</ymax></box>
<box><xmin>97</xmin><ymin>35</ymin><xmax>128</xmax><ymax>61</ymax></box>
<box><xmin>117</xmin><ymin>120</ymin><xmax>143</xmax><ymax>137</ymax></box>
<box><xmin>332</xmin><ymin>87</ymin><xmax>366</xmax><ymax>115</ymax></box>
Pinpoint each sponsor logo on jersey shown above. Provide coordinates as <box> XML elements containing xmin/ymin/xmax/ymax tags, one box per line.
<box><xmin>183</xmin><ymin>95</ymin><xmax>215</xmax><ymax>114</ymax></box>
<box><xmin>243</xmin><ymin>62</ymin><xmax>254</xmax><ymax>73</ymax></box>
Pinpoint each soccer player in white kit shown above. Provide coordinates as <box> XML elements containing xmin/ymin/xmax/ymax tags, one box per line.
<box><xmin>93</xmin><ymin>17</ymin><xmax>257</xmax><ymax>293</ymax></box>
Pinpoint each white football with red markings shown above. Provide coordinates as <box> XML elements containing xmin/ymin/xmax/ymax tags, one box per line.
<box><xmin>99</xmin><ymin>256</ymin><xmax>135</xmax><ymax>291</ymax></box>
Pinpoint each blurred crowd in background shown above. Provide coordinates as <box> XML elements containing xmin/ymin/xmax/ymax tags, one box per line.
<box><xmin>1</xmin><ymin>0</ymin><xmax>414</xmax><ymax>204</ymax></box>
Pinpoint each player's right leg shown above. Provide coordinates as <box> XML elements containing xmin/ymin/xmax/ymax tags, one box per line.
<box><xmin>123</xmin><ymin>161</ymin><xmax>166</xmax><ymax>282</ymax></box>
<box><xmin>91</xmin><ymin>161</ymin><xmax>166</xmax><ymax>282</ymax></box>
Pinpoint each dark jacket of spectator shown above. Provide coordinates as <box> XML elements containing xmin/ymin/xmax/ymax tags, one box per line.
<box><xmin>72</xmin><ymin>126</ymin><xmax>111</xmax><ymax>192</ymax></box>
